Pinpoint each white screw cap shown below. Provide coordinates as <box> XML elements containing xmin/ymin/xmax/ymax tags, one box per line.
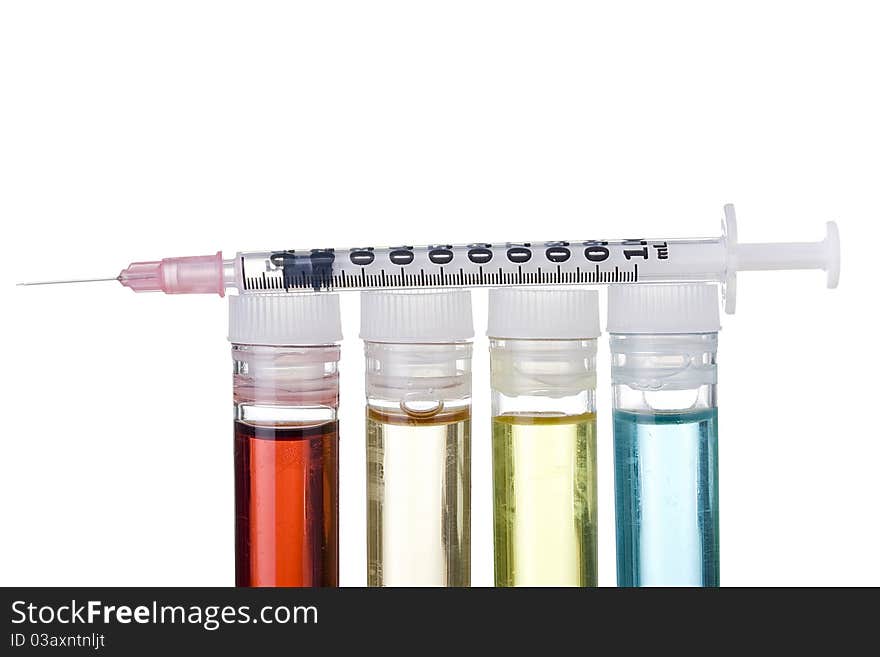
<box><xmin>228</xmin><ymin>293</ymin><xmax>343</xmax><ymax>345</ymax></box>
<box><xmin>487</xmin><ymin>288</ymin><xmax>601</xmax><ymax>339</ymax></box>
<box><xmin>607</xmin><ymin>284</ymin><xmax>721</xmax><ymax>334</ymax></box>
<box><xmin>360</xmin><ymin>290</ymin><xmax>473</xmax><ymax>343</ymax></box>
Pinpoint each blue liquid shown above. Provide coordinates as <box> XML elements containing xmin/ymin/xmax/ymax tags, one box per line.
<box><xmin>613</xmin><ymin>408</ymin><xmax>719</xmax><ymax>587</ymax></box>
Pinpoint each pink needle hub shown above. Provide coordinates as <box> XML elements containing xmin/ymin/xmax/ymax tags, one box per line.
<box><xmin>119</xmin><ymin>252</ymin><xmax>225</xmax><ymax>296</ymax></box>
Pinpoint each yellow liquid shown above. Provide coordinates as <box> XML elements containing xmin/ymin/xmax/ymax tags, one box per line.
<box><xmin>492</xmin><ymin>412</ymin><xmax>597</xmax><ymax>587</ymax></box>
<box><xmin>367</xmin><ymin>407</ymin><xmax>470</xmax><ymax>587</ymax></box>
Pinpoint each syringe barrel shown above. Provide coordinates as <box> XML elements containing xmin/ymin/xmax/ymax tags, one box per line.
<box><xmin>232</xmin><ymin>239</ymin><xmax>729</xmax><ymax>293</ymax></box>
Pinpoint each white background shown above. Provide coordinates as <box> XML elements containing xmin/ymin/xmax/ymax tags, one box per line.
<box><xmin>1</xmin><ymin>2</ymin><xmax>878</xmax><ymax>587</ymax></box>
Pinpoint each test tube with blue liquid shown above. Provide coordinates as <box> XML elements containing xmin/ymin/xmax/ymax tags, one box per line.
<box><xmin>608</xmin><ymin>284</ymin><xmax>721</xmax><ymax>587</ymax></box>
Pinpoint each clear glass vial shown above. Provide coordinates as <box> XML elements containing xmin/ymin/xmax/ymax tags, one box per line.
<box><xmin>360</xmin><ymin>290</ymin><xmax>473</xmax><ymax>587</ymax></box>
<box><xmin>229</xmin><ymin>293</ymin><xmax>342</xmax><ymax>587</ymax></box>
<box><xmin>488</xmin><ymin>288</ymin><xmax>600</xmax><ymax>587</ymax></box>
<box><xmin>608</xmin><ymin>284</ymin><xmax>720</xmax><ymax>587</ymax></box>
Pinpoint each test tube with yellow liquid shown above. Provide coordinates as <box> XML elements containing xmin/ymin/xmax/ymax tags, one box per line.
<box><xmin>488</xmin><ymin>289</ymin><xmax>600</xmax><ymax>587</ymax></box>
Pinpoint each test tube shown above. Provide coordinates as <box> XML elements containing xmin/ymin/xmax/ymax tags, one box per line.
<box><xmin>361</xmin><ymin>290</ymin><xmax>473</xmax><ymax>587</ymax></box>
<box><xmin>488</xmin><ymin>289</ymin><xmax>600</xmax><ymax>587</ymax></box>
<box><xmin>608</xmin><ymin>284</ymin><xmax>720</xmax><ymax>587</ymax></box>
<box><xmin>229</xmin><ymin>294</ymin><xmax>343</xmax><ymax>587</ymax></box>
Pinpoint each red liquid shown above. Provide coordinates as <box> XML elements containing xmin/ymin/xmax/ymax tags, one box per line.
<box><xmin>234</xmin><ymin>421</ymin><xmax>338</xmax><ymax>587</ymax></box>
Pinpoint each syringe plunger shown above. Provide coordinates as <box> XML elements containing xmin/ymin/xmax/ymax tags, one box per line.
<box><xmin>719</xmin><ymin>204</ymin><xmax>839</xmax><ymax>312</ymax></box>
<box><xmin>734</xmin><ymin>222</ymin><xmax>840</xmax><ymax>288</ymax></box>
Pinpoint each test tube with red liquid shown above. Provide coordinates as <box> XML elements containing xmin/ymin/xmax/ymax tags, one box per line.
<box><xmin>228</xmin><ymin>294</ymin><xmax>343</xmax><ymax>587</ymax></box>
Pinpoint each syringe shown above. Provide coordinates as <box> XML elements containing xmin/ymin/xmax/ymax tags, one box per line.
<box><xmin>19</xmin><ymin>205</ymin><xmax>839</xmax><ymax>313</ymax></box>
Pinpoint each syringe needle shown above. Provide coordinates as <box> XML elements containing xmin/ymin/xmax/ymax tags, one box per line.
<box><xmin>16</xmin><ymin>276</ymin><xmax>121</xmax><ymax>286</ymax></box>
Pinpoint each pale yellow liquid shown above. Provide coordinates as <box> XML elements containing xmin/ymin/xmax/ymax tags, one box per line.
<box><xmin>492</xmin><ymin>413</ymin><xmax>597</xmax><ymax>587</ymax></box>
<box><xmin>367</xmin><ymin>407</ymin><xmax>470</xmax><ymax>587</ymax></box>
